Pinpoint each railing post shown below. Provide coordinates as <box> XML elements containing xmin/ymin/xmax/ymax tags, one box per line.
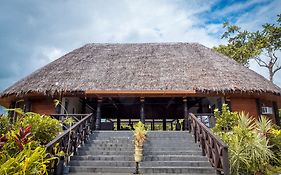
<box><xmin>200</xmin><ymin>130</ymin><xmax>206</xmax><ymax>156</ymax></box>
<box><xmin>222</xmin><ymin>147</ymin><xmax>230</xmax><ymax>175</ymax></box>
<box><xmin>54</xmin><ymin>156</ymin><xmax>64</xmax><ymax>175</ymax></box>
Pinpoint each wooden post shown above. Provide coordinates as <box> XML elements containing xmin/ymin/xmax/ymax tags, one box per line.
<box><xmin>96</xmin><ymin>98</ymin><xmax>102</xmax><ymax>130</ymax></box>
<box><xmin>152</xmin><ymin>119</ymin><xmax>155</xmax><ymax>130</ymax></box>
<box><xmin>8</xmin><ymin>101</ymin><xmax>16</xmax><ymax>123</ymax></box>
<box><xmin>81</xmin><ymin>98</ymin><xmax>86</xmax><ymax>114</ymax></box>
<box><xmin>140</xmin><ymin>97</ymin><xmax>145</xmax><ymax>123</ymax></box>
<box><xmin>117</xmin><ymin>117</ymin><xmax>121</xmax><ymax>130</ymax></box>
<box><xmin>273</xmin><ymin>101</ymin><xmax>280</xmax><ymax>126</ymax></box>
<box><xmin>163</xmin><ymin>118</ymin><xmax>166</xmax><ymax>131</ymax></box>
<box><xmin>183</xmin><ymin>97</ymin><xmax>189</xmax><ymax>130</ymax></box>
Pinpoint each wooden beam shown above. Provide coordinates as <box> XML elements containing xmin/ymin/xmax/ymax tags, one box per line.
<box><xmin>85</xmin><ymin>90</ymin><xmax>197</xmax><ymax>96</ymax></box>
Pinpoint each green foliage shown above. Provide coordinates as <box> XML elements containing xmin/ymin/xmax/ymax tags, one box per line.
<box><xmin>0</xmin><ymin>143</ymin><xmax>56</xmax><ymax>175</ymax></box>
<box><xmin>8</xmin><ymin>125</ymin><xmax>32</xmax><ymax>151</ymax></box>
<box><xmin>256</xmin><ymin>115</ymin><xmax>272</xmax><ymax>137</ymax></box>
<box><xmin>134</xmin><ymin>121</ymin><xmax>147</xmax><ymax>147</ymax></box>
<box><xmin>213</xmin><ymin>22</ymin><xmax>261</xmax><ymax>66</ymax></box>
<box><xmin>214</xmin><ymin>14</ymin><xmax>281</xmax><ymax>82</ymax></box>
<box><xmin>213</xmin><ymin>111</ymin><xmax>275</xmax><ymax>174</ymax></box>
<box><xmin>54</xmin><ymin>99</ymin><xmax>61</xmax><ymax>108</ymax></box>
<box><xmin>0</xmin><ymin>115</ymin><xmax>10</xmax><ymax>135</ymax></box>
<box><xmin>63</xmin><ymin>116</ymin><xmax>75</xmax><ymax>126</ymax></box>
<box><xmin>212</xmin><ymin>104</ymin><xmax>238</xmax><ymax>133</ymax></box>
<box><xmin>19</xmin><ymin>112</ymin><xmax>62</xmax><ymax>145</ymax></box>
<box><xmin>269</xmin><ymin>128</ymin><xmax>281</xmax><ymax>167</ymax></box>
<box><xmin>0</xmin><ymin>109</ymin><xmax>61</xmax><ymax>175</ymax></box>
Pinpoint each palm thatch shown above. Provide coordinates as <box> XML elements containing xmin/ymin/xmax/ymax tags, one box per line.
<box><xmin>1</xmin><ymin>43</ymin><xmax>281</xmax><ymax>97</ymax></box>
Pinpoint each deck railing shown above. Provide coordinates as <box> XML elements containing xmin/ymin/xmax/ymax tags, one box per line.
<box><xmin>188</xmin><ymin>113</ymin><xmax>230</xmax><ymax>175</ymax></box>
<box><xmin>46</xmin><ymin>113</ymin><xmax>95</xmax><ymax>175</ymax></box>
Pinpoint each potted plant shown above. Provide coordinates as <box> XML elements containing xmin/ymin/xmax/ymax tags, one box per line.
<box><xmin>133</xmin><ymin>121</ymin><xmax>147</xmax><ymax>173</ymax></box>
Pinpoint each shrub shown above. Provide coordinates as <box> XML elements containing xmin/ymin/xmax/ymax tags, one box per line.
<box><xmin>213</xmin><ymin>106</ymin><xmax>274</xmax><ymax>175</ymax></box>
<box><xmin>212</xmin><ymin>104</ymin><xmax>238</xmax><ymax>133</ymax></box>
<box><xmin>269</xmin><ymin>128</ymin><xmax>281</xmax><ymax>166</ymax></box>
<box><xmin>20</xmin><ymin>112</ymin><xmax>62</xmax><ymax>144</ymax></box>
<box><xmin>0</xmin><ymin>109</ymin><xmax>61</xmax><ymax>175</ymax></box>
<box><xmin>0</xmin><ymin>143</ymin><xmax>56</xmax><ymax>175</ymax></box>
<box><xmin>0</xmin><ymin>115</ymin><xmax>10</xmax><ymax>135</ymax></box>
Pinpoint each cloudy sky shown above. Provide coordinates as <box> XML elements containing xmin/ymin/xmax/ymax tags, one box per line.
<box><xmin>0</xmin><ymin>0</ymin><xmax>280</xmax><ymax>94</ymax></box>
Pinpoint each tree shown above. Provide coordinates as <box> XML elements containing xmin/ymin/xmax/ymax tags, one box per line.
<box><xmin>214</xmin><ymin>14</ymin><xmax>281</xmax><ymax>82</ymax></box>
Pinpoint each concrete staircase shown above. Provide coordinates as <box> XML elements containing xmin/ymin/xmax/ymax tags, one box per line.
<box><xmin>68</xmin><ymin>131</ymin><xmax>216</xmax><ymax>175</ymax></box>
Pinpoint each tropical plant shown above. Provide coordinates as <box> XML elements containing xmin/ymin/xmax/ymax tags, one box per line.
<box><xmin>0</xmin><ymin>115</ymin><xmax>10</xmax><ymax>135</ymax></box>
<box><xmin>269</xmin><ymin>128</ymin><xmax>281</xmax><ymax>167</ymax></box>
<box><xmin>21</xmin><ymin>112</ymin><xmax>62</xmax><ymax>144</ymax></box>
<box><xmin>256</xmin><ymin>115</ymin><xmax>272</xmax><ymax>137</ymax></box>
<box><xmin>0</xmin><ymin>143</ymin><xmax>56</xmax><ymax>175</ymax></box>
<box><xmin>133</xmin><ymin>121</ymin><xmax>147</xmax><ymax>163</ymax></box>
<box><xmin>9</xmin><ymin>125</ymin><xmax>32</xmax><ymax>151</ymax></box>
<box><xmin>213</xmin><ymin>109</ymin><xmax>274</xmax><ymax>175</ymax></box>
<box><xmin>212</xmin><ymin>104</ymin><xmax>238</xmax><ymax>133</ymax></box>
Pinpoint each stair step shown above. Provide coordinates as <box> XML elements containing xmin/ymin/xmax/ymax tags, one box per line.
<box><xmin>69</xmin><ymin>131</ymin><xmax>215</xmax><ymax>174</ymax></box>
<box><xmin>69</xmin><ymin>166</ymin><xmax>216</xmax><ymax>174</ymax></box>
<box><xmin>77</xmin><ymin>150</ymin><xmax>134</xmax><ymax>155</ymax></box>
<box><xmin>70</xmin><ymin>160</ymin><xmax>135</xmax><ymax>166</ymax></box>
<box><xmin>71</xmin><ymin>155</ymin><xmax>134</xmax><ymax>161</ymax></box>
<box><xmin>70</xmin><ymin>160</ymin><xmax>211</xmax><ymax>167</ymax></box>
<box><xmin>143</xmin><ymin>150</ymin><xmax>202</xmax><ymax>155</ymax></box>
<box><xmin>69</xmin><ymin>166</ymin><xmax>134</xmax><ymax>173</ymax></box>
<box><xmin>139</xmin><ymin>166</ymin><xmax>216</xmax><ymax>174</ymax></box>
<box><xmin>143</xmin><ymin>155</ymin><xmax>208</xmax><ymax>161</ymax></box>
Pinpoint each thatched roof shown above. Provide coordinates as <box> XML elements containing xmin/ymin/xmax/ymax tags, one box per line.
<box><xmin>1</xmin><ymin>43</ymin><xmax>281</xmax><ymax>97</ymax></box>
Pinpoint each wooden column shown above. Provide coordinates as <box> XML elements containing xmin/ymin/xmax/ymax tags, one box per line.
<box><xmin>95</xmin><ymin>98</ymin><xmax>102</xmax><ymax>130</ymax></box>
<box><xmin>140</xmin><ymin>97</ymin><xmax>145</xmax><ymax>123</ymax></box>
<box><xmin>183</xmin><ymin>97</ymin><xmax>189</xmax><ymax>130</ymax></box>
<box><xmin>23</xmin><ymin>99</ymin><xmax>31</xmax><ymax>112</ymax></box>
<box><xmin>117</xmin><ymin>117</ymin><xmax>121</xmax><ymax>130</ymax></box>
<box><xmin>163</xmin><ymin>118</ymin><xmax>166</xmax><ymax>131</ymax></box>
<box><xmin>81</xmin><ymin>98</ymin><xmax>86</xmax><ymax>114</ymax></box>
<box><xmin>8</xmin><ymin>101</ymin><xmax>16</xmax><ymax>123</ymax></box>
<box><xmin>273</xmin><ymin>101</ymin><xmax>280</xmax><ymax>126</ymax></box>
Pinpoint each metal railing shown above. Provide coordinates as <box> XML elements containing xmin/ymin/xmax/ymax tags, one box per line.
<box><xmin>188</xmin><ymin>113</ymin><xmax>229</xmax><ymax>175</ymax></box>
<box><xmin>46</xmin><ymin>113</ymin><xmax>95</xmax><ymax>175</ymax></box>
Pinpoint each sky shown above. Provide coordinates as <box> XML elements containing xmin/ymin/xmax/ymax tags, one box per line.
<box><xmin>0</xmin><ymin>0</ymin><xmax>280</xmax><ymax>98</ymax></box>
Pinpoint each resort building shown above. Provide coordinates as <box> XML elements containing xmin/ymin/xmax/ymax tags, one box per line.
<box><xmin>0</xmin><ymin>43</ymin><xmax>280</xmax><ymax>129</ymax></box>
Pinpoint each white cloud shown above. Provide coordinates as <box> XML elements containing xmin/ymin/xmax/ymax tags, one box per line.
<box><xmin>0</xmin><ymin>0</ymin><xmax>280</xmax><ymax>90</ymax></box>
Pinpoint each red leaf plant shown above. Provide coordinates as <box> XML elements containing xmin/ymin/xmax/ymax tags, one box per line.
<box><xmin>12</xmin><ymin>125</ymin><xmax>32</xmax><ymax>150</ymax></box>
<box><xmin>0</xmin><ymin>135</ymin><xmax>8</xmax><ymax>149</ymax></box>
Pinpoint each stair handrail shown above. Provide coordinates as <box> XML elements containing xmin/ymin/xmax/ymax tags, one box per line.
<box><xmin>188</xmin><ymin>113</ymin><xmax>230</xmax><ymax>175</ymax></box>
<box><xmin>46</xmin><ymin>113</ymin><xmax>95</xmax><ymax>175</ymax></box>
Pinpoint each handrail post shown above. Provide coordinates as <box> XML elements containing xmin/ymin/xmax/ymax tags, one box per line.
<box><xmin>200</xmin><ymin>129</ymin><xmax>206</xmax><ymax>156</ymax></box>
<box><xmin>222</xmin><ymin>147</ymin><xmax>230</xmax><ymax>175</ymax></box>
